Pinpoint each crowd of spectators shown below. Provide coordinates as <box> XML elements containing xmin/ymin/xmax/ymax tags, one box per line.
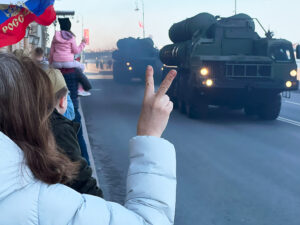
<box><xmin>0</xmin><ymin>44</ymin><xmax>177</xmax><ymax>224</ymax></box>
<box><xmin>0</xmin><ymin>14</ymin><xmax>177</xmax><ymax>224</ymax></box>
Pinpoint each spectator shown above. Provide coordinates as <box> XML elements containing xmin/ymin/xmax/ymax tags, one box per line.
<box><xmin>108</xmin><ymin>59</ymin><xmax>113</xmax><ymax>70</ymax></box>
<box><xmin>14</xmin><ymin>49</ymin><xmax>76</xmax><ymax>121</ymax></box>
<box><xmin>100</xmin><ymin>59</ymin><xmax>104</xmax><ymax>70</ymax></box>
<box><xmin>49</xmin><ymin>18</ymin><xmax>86</xmax><ymax>72</ymax></box>
<box><xmin>47</xmin><ymin>68</ymin><xmax>103</xmax><ymax>197</ymax></box>
<box><xmin>32</xmin><ymin>47</ymin><xmax>49</xmax><ymax>70</ymax></box>
<box><xmin>74</xmin><ymin>55</ymin><xmax>92</xmax><ymax>97</ymax></box>
<box><xmin>59</xmin><ymin>67</ymin><xmax>91</xmax><ymax>163</ymax></box>
<box><xmin>0</xmin><ymin>53</ymin><xmax>177</xmax><ymax>225</ymax></box>
<box><xmin>13</xmin><ymin>48</ymin><xmax>30</xmax><ymax>58</ymax></box>
<box><xmin>96</xmin><ymin>57</ymin><xmax>99</xmax><ymax>69</ymax></box>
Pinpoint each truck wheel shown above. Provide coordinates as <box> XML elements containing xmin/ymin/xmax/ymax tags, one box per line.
<box><xmin>257</xmin><ymin>94</ymin><xmax>281</xmax><ymax>120</ymax></box>
<box><xmin>178</xmin><ymin>99</ymin><xmax>186</xmax><ymax>114</ymax></box>
<box><xmin>171</xmin><ymin>97</ymin><xmax>178</xmax><ymax>109</ymax></box>
<box><xmin>113</xmin><ymin>72</ymin><xmax>122</xmax><ymax>83</ymax></box>
<box><xmin>185</xmin><ymin>103</ymin><xmax>198</xmax><ymax>119</ymax></box>
<box><xmin>186</xmin><ymin>100</ymin><xmax>208</xmax><ymax>119</ymax></box>
<box><xmin>244</xmin><ymin>106</ymin><xmax>257</xmax><ymax>116</ymax></box>
<box><xmin>114</xmin><ymin>72</ymin><xmax>130</xmax><ymax>83</ymax></box>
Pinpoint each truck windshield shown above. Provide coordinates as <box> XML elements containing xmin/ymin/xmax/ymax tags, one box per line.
<box><xmin>269</xmin><ymin>45</ymin><xmax>293</xmax><ymax>62</ymax></box>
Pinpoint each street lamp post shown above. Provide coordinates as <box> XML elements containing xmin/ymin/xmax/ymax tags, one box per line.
<box><xmin>77</xmin><ymin>14</ymin><xmax>85</xmax><ymax>63</ymax></box>
<box><xmin>235</xmin><ymin>0</ymin><xmax>237</xmax><ymax>15</ymax></box>
<box><xmin>135</xmin><ymin>0</ymin><xmax>145</xmax><ymax>38</ymax></box>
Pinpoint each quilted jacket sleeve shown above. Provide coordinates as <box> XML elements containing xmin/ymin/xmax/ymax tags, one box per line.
<box><xmin>71</xmin><ymin>37</ymin><xmax>86</xmax><ymax>55</ymax></box>
<box><xmin>38</xmin><ymin>136</ymin><xmax>176</xmax><ymax>225</ymax></box>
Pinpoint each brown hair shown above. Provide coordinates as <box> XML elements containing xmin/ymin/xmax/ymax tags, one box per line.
<box><xmin>55</xmin><ymin>87</ymin><xmax>68</xmax><ymax>105</ymax></box>
<box><xmin>0</xmin><ymin>53</ymin><xmax>78</xmax><ymax>184</ymax></box>
<box><xmin>33</xmin><ymin>47</ymin><xmax>44</xmax><ymax>58</ymax></box>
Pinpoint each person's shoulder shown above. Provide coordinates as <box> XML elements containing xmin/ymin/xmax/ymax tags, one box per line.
<box><xmin>38</xmin><ymin>183</ymin><xmax>112</xmax><ymax>224</ymax></box>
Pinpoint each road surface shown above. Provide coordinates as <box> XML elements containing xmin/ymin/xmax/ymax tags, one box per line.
<box><xmin>81</xmin><ymin>72</ymin><xmax>300</xmax><ymax>225</ymax></box>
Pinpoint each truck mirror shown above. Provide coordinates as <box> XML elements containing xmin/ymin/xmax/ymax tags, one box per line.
<box><xmin>296</xmin><ymin>45</ymin><xmax>300</xmax><ymax>59</ymax></box>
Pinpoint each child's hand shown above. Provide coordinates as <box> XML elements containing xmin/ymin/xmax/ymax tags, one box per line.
<box><xmin>137</xmin><ymin>66</ymin><xmax>177</xmax><ymax>138</ymax></box>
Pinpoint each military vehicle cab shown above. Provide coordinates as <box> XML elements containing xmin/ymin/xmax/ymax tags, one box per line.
<box><xmin>113</xmin><ymin>37</ymin><xmax>163</xmax><ymax>83</ymax></box>
<box><xmin>160</xmin><ymin>13</ymin><xmax>299</xmax><ymax>120</ymax></box>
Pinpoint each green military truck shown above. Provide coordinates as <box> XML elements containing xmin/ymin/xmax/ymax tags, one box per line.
<box><xmin>160</xmin><ymin>13</ymin><xmax>299</xmax><ymax>120</ymax></box>
<box><xmin>113</xmin><ymin>37</ymin><xmax>163</xmax><ymax>83</ymax></box>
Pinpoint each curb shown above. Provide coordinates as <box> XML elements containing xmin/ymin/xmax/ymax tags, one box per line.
<box><xmin>78</xmin><ymin>100</ymin><xmax>110</xmax><ymax>199</ymax></box>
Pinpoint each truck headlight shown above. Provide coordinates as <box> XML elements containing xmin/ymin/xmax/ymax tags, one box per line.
<box><xmin>128</xmin><ymin>66</ymin><xmax>133</xmax><ymax>71</ymax></box>
<box><xmin>200</xmin><ymin>67</ymin><xmax>209</xmax><ymax>76</ymax></box>
<box><xmin>126</xmin><ymin>62</ymin><xmax>131</xmax><ymax>66</ymax></box>
<box><xmin>290</xmin><ymin>69</ymin><xmax>297</xmax><ymax>77</ymax></box>
<box><xmin>206</xmin><ymin>79</ymin><xmax>213</xmax><ymax>87</ymax></box>
<box><xmin>286</xmin><ymin>81</ymin><xmax>292</xmax><ymax>88</ymax></box>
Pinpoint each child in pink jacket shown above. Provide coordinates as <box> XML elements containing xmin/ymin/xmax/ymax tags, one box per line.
<box><xmin>50</xmin><ymin>18</ymin><xmax>86</xmax><ymax>71</ymax></box>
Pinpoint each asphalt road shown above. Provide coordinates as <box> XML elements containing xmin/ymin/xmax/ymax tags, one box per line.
<box><xmin>81</xmin><ymin>73</ymin><xmax>300</xmax><ymax>225</ymax></box>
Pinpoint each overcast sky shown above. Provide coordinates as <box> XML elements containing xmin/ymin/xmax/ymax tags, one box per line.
<box><xmin>46</xmin><ymin>0</ymin><xmax>300</xmax><ymax>50</ymax></box>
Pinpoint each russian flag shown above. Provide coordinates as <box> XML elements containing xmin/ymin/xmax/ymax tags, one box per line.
<box><xmin>0</xmin><ymin>0</ymin><xmax>56</xmax><ymax>48</ymax></box>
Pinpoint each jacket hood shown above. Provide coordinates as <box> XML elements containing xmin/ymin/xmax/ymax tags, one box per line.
<box><xmin>0</xmin><ymin>132</ymin><xmax>35</xmax><ymax>201</ymax></box>
<box><xmin>54</xmin><ymin>31</ymin><xmax>73</xmax><ymax>43</ymax></box>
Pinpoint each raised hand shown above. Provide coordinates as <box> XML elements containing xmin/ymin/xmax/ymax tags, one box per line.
<box><xmin>137</xmin><ymin>66</ymin><xmax>177</xmax><ymax>138</ymax></box>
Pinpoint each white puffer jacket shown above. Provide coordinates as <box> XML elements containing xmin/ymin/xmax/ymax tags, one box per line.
<box><xmin>0</xmin><ymin>132</ymin><xmax>176</xmax><ymax>225</ymax></box>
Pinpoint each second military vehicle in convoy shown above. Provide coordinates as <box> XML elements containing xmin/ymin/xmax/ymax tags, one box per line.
<box><xmin>113</xmin><ymin>37</ymin><xmax>163</xmax><ymax>83</ymax></box>
<box><xmin>160</xmin><ymin>13</ymin><xmax>299</xmax><ymax>120</ymax></box>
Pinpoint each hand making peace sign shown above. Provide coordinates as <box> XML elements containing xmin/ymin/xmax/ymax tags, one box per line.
<box><xmin>137</xmin><ymin>66</ymin><xmax>177</xmax><ymax>138</ymax></box>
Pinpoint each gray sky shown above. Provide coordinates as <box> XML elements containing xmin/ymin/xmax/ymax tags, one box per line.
<box><xmin>48</xmin><ymin>0</ymin><xmax>300</xmax><ymax>50</ymax></box>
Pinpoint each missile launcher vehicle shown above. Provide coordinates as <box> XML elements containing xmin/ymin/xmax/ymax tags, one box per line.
<box><xmin>160</xmin><ymin>13</ymin><xmax>299</xmax><ymax>120</ymax></box>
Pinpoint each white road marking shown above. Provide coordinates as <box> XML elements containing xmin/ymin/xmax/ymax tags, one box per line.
<box><xmin>278</xmin><ymin>117</ymin><xmax>300</xmax><ymax>127</ymax></box>
<box><xmin>87</xmin><ymin>75</ymin><xmax>113</xmax><ymax>80</ymax></box>
<box><xmin>285</xmin><ymin>100</ymin><xmax>300</xmax><ymax>106</ymax></box>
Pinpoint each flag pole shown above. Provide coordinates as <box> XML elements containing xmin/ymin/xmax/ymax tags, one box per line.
<box><xmin>142</xmin><ymin>0</ymin><xmax>145</xmax><ymax>38</ymax></box>
<box><xmin>235</xmin><ymin>0</ymin><xmax>237</xmax><ymax>15</ymax></box>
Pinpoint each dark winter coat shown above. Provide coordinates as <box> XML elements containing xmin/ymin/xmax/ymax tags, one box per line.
<box><xmin>50</xmin><ymin>109</ymin><xmax>103</xmax><ymax>197</ymax></box>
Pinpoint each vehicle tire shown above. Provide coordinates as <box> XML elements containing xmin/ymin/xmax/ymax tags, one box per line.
<box><xmin>186</xmin><ymin>100</ymin><xmax>208</xmax><ymax>119</ymax></box>
<box><xmin>185</xmin><ymin>103</ymin><xmax>198</xmax><ymax>119</ymax></box>
<box><xmin>113</xmin><ymin>71</ymin><xmax>121</xmax><ymax>83</ymax></box>
<box><xmin>113</xmin><ymin>63</ymin><xmax>131</xmax><ymax>83</ymax></box>
<box><xmin>171</xmin><ymin>97</ymin><xmax>178</xmax><ymax>109</ymax></box>
<box><xmin>257</xmin><ymin>94</ymin><xmax>281</xmax><ymax>120</ymax></box>
<box><xmin>178</xmin><ymin>99</ymin><xmax>186</xmax><ymax>114</ymax></box>
<box><xmin>114</xmin><ymin>71</ymin><xmax>130</xmax><ymax>83</ymax></box>
<box><xmin>244</xmin><ymin>106</ymin><xmax>257</xmax><ymax>116</ymax></box>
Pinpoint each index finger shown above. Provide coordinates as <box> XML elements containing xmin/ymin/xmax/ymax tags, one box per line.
<box><xmin>144</xmin><ymin>65</ymin><xmax>155</xmax><ymax>98</ymax></box>
<box><xmin>156</xmin><ymin>70</ymin><xmax>177</xmax><ymax>97</ymax></box>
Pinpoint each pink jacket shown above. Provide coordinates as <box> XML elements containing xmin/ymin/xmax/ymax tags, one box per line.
<box><xmin>49</xmin><ymin>31</ymin><xmax>85</xmax><ymax>63</ymax></box>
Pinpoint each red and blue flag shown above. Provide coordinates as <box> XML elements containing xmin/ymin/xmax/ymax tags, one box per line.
<box><xmin>0</xmin><ymin>0</ymin><xmax>56</xmax><ymax>48</ymax></box>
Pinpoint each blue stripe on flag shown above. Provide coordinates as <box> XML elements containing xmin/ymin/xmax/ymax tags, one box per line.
<box><xmin>0</xmin><ymin>11</ymin><xmax>8</xmax><ymax>24</ymax></box>
<box><xmin>0</xmin><ymin>0</ymin><xmax>55</xmax><ymax>24</ymax></box>
<box><xmin>25</xmin><ymin>0</ymin><xmax>54</xmax><ymax>17</ymax></box>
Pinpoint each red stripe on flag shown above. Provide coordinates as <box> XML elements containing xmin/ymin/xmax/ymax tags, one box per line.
<box><xmin>34</xmin><ymin>5</ymin><xmax>56</xmax><ymax>26</ymax></box>
<box><xmin>0</xmin><ymin>9</ymin><xmax>35</xmax><ymax>48</ymax></box>
<box><xmin>0</xmin><ymin>5</ymin><xmax>56</xmax><ymax>48</ymax></box>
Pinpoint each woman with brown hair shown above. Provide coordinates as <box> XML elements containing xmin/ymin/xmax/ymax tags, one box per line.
<box><xmin>0</xmin><ymin>53</ymin><xmax>177</xmax><ymax>225</ymax></box>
